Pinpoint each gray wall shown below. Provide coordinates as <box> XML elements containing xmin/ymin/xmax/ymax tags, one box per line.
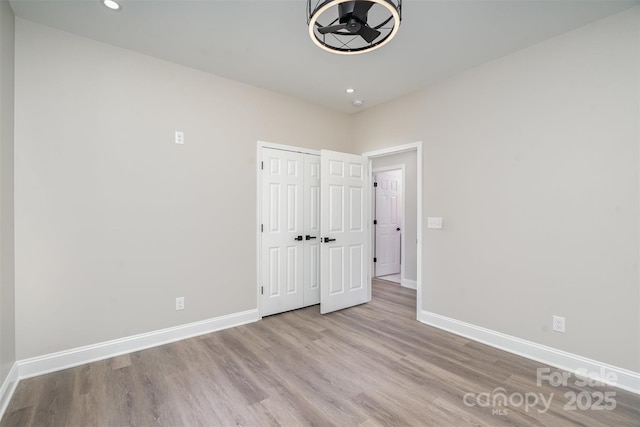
<box><xmin>0</xmin><ymin>0</ymin><xmax>16</xmax><ymax>382</ymax></box>
<box><xmin>14</xmin><ymin>19</ymin><xmax>353</xmax><ymax>359</ymax></box>
<box><xmin>353</xmin><ymin>8</ymin><xmax>640</xmax><ymax>371</ymax></box>
<box><xmin>371</xmin><ymin>151</ymin><xmax>417</xmax><ymax>283</ymax></box>
<box><xmin>9</xmin><ymin>6</ymin><xmax>640</xmax><ymax>376</ymax></box>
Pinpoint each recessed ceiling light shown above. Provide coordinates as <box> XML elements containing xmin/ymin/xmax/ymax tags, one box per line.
<box><xmin>352</xmin><ymin>100</ymin><xmax>364</xmax><ymax>107</ymax></box>
<box><xmin>103</xmin><ymin>0</ymin><xmax>121</xmax><ymax>10</ymax></box>
<box><xmin>346</xmin><ymin>88</ymin><xmax>355</xmax><ymax>94</ymax></box>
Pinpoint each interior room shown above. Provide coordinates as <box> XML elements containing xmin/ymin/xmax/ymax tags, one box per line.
<box><xmin>0</xmin><ymin>0</ymin><xmax>639</xmax><ymax>425</ymax></box>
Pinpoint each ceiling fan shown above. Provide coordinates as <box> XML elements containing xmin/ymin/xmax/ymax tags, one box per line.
<box><xmin>317</xmin><ymin>2</ymin><xmax>381</xmax><ymax>44</ymax></box>
<box><xmin>307</xmin><ymin>0</ymin><xmax>402</xmax><ymax>55</ymax></box>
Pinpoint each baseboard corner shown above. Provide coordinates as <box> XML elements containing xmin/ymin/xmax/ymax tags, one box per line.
<box><xmin>0</xmin><ymin>363</ymin><xmax>19</xmax><ymax>420</ymax></box>
<box><xmin>401</xmin><ymin>278</ymin><xmax>417</xmax><ymax>289</ymax></box>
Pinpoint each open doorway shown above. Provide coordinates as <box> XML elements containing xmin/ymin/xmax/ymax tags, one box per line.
<box><xmin>364</xmin><ymin>142</ymin><xmax>422</xmax><ymax>320</ymax></box>
<box><xmin>369</xmin><ymin>149</ymin><xmax>418</xmax><ymax>290</ymax></box>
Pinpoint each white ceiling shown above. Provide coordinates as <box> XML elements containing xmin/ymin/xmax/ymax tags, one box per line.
<box><xmin>9</xmin><ymin>0</ymin><xmax>638</xmax><ymax>113</ymax></box>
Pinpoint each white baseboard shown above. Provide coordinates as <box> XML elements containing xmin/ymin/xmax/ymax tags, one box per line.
<box><xmin>401</xmin><ymin>278</ymin><xmax>417</xmax><ymax>290</ymax></box>
<box><xmin>0</xmin><ymin>363</ymin><xmax>19</xmax><ymax>420</ymax></box>
<box><xmin>18</xmin><ymin>309</ymin><xmax>259</xmax><ymax>380</ymax></box>
<box><xmin>419</xmin><ymin>310</ymin><xmax>640</xmax><ymax>394</ymax></box>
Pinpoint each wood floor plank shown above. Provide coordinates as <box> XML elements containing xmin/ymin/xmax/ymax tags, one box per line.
<box><xmin>2</xmin><ymin>279</ymin><xmax>638</xmax><ymax>426</ymax></box>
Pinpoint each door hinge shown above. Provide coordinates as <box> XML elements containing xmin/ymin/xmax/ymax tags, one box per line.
<box><xmin>373</xmin><ymin>182</ymin><xmax>378</xmax><ymax>187</ymax></box>
<box><xmin>261</xmin><ymin>224</ymin><xmax>263</xmax><ymax>232</ymax></box>
<box><xmin>373</xmin><ymin>220</ymin><xmax>377</xmax><ymax>225</ymax></box>
<box><xmin>261</xmin><ymin>161</ymin><xmax>264</xmax><ymax>170</ymax></box>
<box><xmin>373</xmin><ymin>257</ymin><xmax>377</xmax><ymax>263</ymax></box>
<box><xmin>261</xmin><ymin>286</ymin><xmax>264</xmax><ymax>295</ymax></box>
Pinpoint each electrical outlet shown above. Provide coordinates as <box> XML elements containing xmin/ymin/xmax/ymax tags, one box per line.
<box><xmin>176</xmin><ymin>297</ymin><xmax>185</xmax><ymax>311</ymax></box>
<box><xmin>427</xmin><ymin>217</ymin><xmax>443</xmax><ymax>229</ymax></box>
<box><xmin>175</xmin><ymin>131</ymin><xmax>184</xmax><ymax>144</ymax></box>
<box><xmin>552</xmin><ymin>315</ymin><xmax>565</xmax><ymax>333</ymax></box>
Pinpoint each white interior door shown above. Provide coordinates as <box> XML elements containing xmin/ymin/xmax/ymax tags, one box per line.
<box><xmin>303</xmin><ymin>154</ymin><xmax>321</xmax><ymax>306</ymax></box>
<box><xmin>260</xmin><ymin>148</ymin><xmax>304</xmax><ymax>316</ymax></box>
<box><xmin>375</xmin><ymin>170</ymin><xmax>402</xmax><ymax>277</ymax></box>
<box><xmin>320</xmin><ymin>150</ymin><xmax>370</xmax><ymax>314</ymax></box>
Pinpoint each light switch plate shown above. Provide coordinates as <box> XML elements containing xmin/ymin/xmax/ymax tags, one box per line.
<box><xmin>427</xmin><ymin>217</ymin><xmax>443</xmax><ymax>229</ymax></box>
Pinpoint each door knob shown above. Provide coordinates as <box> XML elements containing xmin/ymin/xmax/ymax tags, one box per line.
<box><xmin>305</xmin><ymin>235</ymin><xmax>317</xmax><ymax>240</ymax></box>
<box><xmin>323</xmin><ymin>237</ymin><xmax>336</xmax><ymax>243</ymax></box>
<box><xmin>294</xmin><ymin>235</ymin><xmax>303</xmax><ymax>241</ymax></box>
<box><xmin>396</xmin><ymin>227</ymin><xmax>401</xmax><ymax>231</ymax></box>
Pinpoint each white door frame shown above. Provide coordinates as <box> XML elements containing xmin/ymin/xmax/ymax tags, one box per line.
<box><xmin>256</xmin><ymin>141</ymin><xmax>320</xmax><ymax>319</ymax></box>
<box><xmin>372</xmin><ymin>165</ymin><xmax>405</xmax><ymax>282</ymax></box>
<box><xmin>363</xmin><ymin>142</ymin><xmax>422</xmax><ymax>320</ymax></box>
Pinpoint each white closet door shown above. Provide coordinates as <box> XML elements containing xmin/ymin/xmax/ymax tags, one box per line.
<box><xmin>320</xmin><ymin>150</ymin><xmax>370</xmax><ymax>314</ymax></box>
<box><xmin>261</xmin><ymin>148</ymin><xmax>304</xmax><ymax>316</ymax></box>
<box><xmin>303</xmin><ymin>154</ymin><xmax>321</xmax><ymax>307</ymax></box>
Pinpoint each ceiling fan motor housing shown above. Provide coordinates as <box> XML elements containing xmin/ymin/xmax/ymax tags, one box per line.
<box><xmin>308</xmin><ymin>0</ymin><xmax>402</xmax><ymax>55</ymax></box>
<box><xmin>346</xmin><ymin>19</ymin><xmax>362</xmax><ymax>33</ymax></box>
<box><xmin>339</xmin><ymin>3</ymin><xmax>367</xmax><ymax>24</ymax></box>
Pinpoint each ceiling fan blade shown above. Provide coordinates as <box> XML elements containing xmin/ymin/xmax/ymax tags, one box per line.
<box><xmin>318</xmin><ymin>23</ymin><xmax>348</xmax><ymax>34</ymax></box>
<box><xmin>357</xmin><ymin>24</ymin><xmax>381</xmax><ymax>43</ymax></box>
<box><xmin>352</xmin><ymin>1</ymin><xmax>374</xmax><ymax>21</ymax></box>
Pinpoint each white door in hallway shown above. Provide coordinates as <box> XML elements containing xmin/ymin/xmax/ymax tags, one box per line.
<box><xmin>320</xmin><ymin>150</ymin><xmax>370</xmax><ymax>314</ymax></box>
<box><xmin>260</xmin><ymin>148</ymin><xmax>305</xmax><ymax>316</ymax></box>
<box><xmin>374</xmin><ymin>169</ymin><xmax>402</xmax><ymax>277</ymax></box>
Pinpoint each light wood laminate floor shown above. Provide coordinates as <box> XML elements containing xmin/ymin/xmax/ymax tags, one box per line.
<box><xmin>2</xmin><ymin>280</ymin><xmax>639</xmax><ymax>426</ymax></box>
